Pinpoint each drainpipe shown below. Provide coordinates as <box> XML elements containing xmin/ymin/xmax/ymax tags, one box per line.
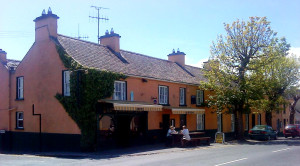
<box><xmin>32</xmin><ymin>104</ymin><xmax>42</xmax><ymax>152</ymax></box>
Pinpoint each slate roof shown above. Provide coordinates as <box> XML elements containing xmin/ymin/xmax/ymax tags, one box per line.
<box><xmin>1</xmin><ymin>59</ymin><xmax>20</xmax><ymax>70</ymax></box>
<box><xmin>57</xmin><ymin>34</ymin><xmax>205</xmax><ymax>85</ymax></box>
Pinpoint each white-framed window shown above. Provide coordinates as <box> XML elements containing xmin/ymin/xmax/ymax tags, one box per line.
<box><xmin>63</xmin><ymin>71</ymin><xmax>71</xmax><ymax>96</ymax></box>
<box><xmin>159</xmin><ymin>86</ymin><xmax>168</xmax><ymax>105</ymax></box>
<box><xmin>197</xmin><ymin>114</ymin><xmax>205</xmax><ymax>130</ymax></box>
<box><xmin>257</xmin><ymin>114</ymin><xmax>261</xmax><ymax>125</ymax></box>
<box><xmin>179</xmin><ymin>88</ymin><xmax>186</xmax><ymax>105</ymax></box>
<box><xmin>17</xmin><ymin>76</ymin><xmax>24</xmax><ymax>99</ymax></box>
<box><xmin>245</xmin><ymin>114</ymin><xmax>249</xmax><ymax>130</ymax></box>
<box><xmin>196</xmin><ymin>90</ymin><xmax>204</xmax><ymax>105</ymax></box>
<box><xmin>113</xmin><ymin>81</ymin><xmax>126</xmax><ymax>100</ymax></box>
<box><xmin>16</xmin><ymin>112</ymin><xmax>24</xmax><ymax>129</ymax></box>
<box><xmin>231</xmin><ymin>114</ymin><xmax>235</xmax><ymax>132</ymax></box>
<box><xmin>217</xmin><ymin>114</ymin><xmax>222</xmax><ymax>132</ymax></box>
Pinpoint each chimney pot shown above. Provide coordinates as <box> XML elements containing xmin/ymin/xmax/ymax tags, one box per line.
<box><xmin>42</xmin><ymin>9</ymin><xmax>46</xmax><ymax>15</ymax></box>
<box><xmin>105</xmin><ymin>30</ymin><xmax>109</xmax><ymax>35</ymax></box>
<box><xmin>48</xmin><ymin>7</ymin><xmax>52</xmax><ymax>14</ymax></box>
<box><xmin>172</xmin><ymin>49</ymin><xmax>175</xmax><ymax>53</ymax></box>
<box><xmin>177</xmin><ymin>48</ymin><xmax>180</xmax><ymax>53</ymax></box>
<box><xmin>110</xmin><ymin>28</ymin><xmax>114</xmax><ymax>34</ymax></box>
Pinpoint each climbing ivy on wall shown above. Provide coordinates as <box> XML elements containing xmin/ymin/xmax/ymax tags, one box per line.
<box><xmin>55</xmin><ymin>45</ymin><xmax>125</xmax><ymax>151</ymax></box>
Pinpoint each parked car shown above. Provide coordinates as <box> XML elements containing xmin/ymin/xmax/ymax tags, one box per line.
<box><xmin>249</xmin><ymin>125</ymin><xmax>277</xmax><ymax>140</ymax></box>
<box><xmin>283</xmin><ymin>124</ymin><xmax>300</xmax><ymax>138</ymax></box>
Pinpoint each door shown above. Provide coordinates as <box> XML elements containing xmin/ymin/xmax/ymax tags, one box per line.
<box><xmin>115</xmin><ymin>115</ymin><xmax>132</xmax><ymax>147</ymax></box>
<box><xmin>162</xmin><ymin>114</ymin><xmax>170</xmax><ymax>137</ymax></box>
<box><xmin>252</xmin><ymin>114</ymin><xmax>255</xmax><ymax>128</ymax></box>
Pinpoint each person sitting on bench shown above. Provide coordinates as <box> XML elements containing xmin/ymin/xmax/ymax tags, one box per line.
<box><xmin>181</xmin><ymin>125</ymin><xmax>191</xmax><ymax>147</ymax></box>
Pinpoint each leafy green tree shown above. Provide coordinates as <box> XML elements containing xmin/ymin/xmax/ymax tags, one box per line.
<box><xmin>201</xmin><ymin>17</ymin><xmax>278</xmax><ymax>139</ymax></box>
<box><xmin>252</xmin><ymin>41</ymin><xmax>300</xmax><ymax>126</ymax></box>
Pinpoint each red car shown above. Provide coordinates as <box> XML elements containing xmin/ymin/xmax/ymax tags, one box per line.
<box><xmin>283</xmin><ymin>124</ymin><xmax>300</xmax><ymax>138</ymax></box>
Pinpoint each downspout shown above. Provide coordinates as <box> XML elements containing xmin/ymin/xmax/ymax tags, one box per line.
<box><xmin>32</xmin><ymin>104</ymin><xmax>42</xmax><ymax>152</ymax></box>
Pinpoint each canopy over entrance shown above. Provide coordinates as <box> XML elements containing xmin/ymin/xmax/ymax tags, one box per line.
<box><xmin>171</xmin><ymin>108</ymin><xmax>205</xmax><ymax>114</ymax></box>
<box><xmin>99</xmin><ymin>99</ymin><xmax>162</xmax><ymax>112</ymax></box>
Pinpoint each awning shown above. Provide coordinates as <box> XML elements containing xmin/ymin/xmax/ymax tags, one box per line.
<box><xmin>171</xmin><ymin>108</ymin><xmax>205</xmax><ymax>114</ymax></box>
<box><xmin>99</xmin><ymin>100</ymin><xmax>162</xmax><ymax>112</ymax></box>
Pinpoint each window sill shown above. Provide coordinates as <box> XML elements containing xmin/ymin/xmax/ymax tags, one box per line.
<box><xmin>15</xmin><ymin>98</ymin><xmax>24</xmax><ymax>101</ymax></box>
<box><xmin>15</xmin><ymin>128</ymin><xmax>24</xmax><ymax>130</ymax></box>
<box><xmin>179</xmin><ymin>105</ymin><xmax>187</xmax><ymax>107</ymax></box>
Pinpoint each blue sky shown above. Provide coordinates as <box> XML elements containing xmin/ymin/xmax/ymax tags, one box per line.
<box><xmin>1</xmin><ymin>0</ymin><xmax>300</xmax><ymax>67</ymax></box>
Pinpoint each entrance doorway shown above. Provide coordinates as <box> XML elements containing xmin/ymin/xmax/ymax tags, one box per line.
<box><xmin>162</xmin><ymin>114</ymin><xmax>170</xmax><ymax>137</ymax></box>
<box><xmin>252</xmin><ymin>114</ymin><xmax>255</xmax><ymax>128</ymax></box>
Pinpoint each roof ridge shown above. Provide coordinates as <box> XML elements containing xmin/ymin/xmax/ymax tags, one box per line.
<box><xmin>57</xmin><ymin>34</ymin><xmax>108</xmax><ymax>48</ymax></box>
<box><xmin>185</xmin><ymin>64</ymin><xmax>203</xmax><ymax>70</ymax></box>
<box><xmin>120</xmin><ymin>49</ymin><xmax>173</xmax><ymax>63</ymax></box>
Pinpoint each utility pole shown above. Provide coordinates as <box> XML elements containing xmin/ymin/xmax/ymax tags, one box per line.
<box><xmin>89</xmin><ymin>6</ymin><xmax>109</xmax><ymax>43</ymax></box>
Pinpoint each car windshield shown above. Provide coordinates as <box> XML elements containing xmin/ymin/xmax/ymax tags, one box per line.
<box><xmin>285</xmin><ymin>125</ymin><xmax>296</xmax><ymax>129</ymax></box>
<box><xmin>253</xmin><ymin>126</ymin><xmax>266</xmax><ymax>130</ymax></box>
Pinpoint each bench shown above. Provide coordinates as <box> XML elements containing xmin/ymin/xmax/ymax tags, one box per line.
<box><xmin>182</xmin><ymin>137</ymin><xmax>211</xmax><ymax>147</ymax></box>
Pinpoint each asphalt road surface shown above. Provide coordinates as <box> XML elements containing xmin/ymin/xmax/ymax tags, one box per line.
<box><xmin>1</xmin><ymin>137</ymin><xmax>300</xmax><ymax>166</ymax></box>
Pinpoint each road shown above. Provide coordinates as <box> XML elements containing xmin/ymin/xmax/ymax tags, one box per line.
<box><xmin>0</xmin><ymin>137</ymin><xmax>300</xmax><ymax>166</ymax></box>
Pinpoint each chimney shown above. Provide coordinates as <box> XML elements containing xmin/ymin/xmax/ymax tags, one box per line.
<box><xmin>33</xmin><ymin>8</ymin><xmax>59</xmax><ymax>41</ymax></box>
<box><xmin>0</xmin><ymin>49</ymin><xmax>7</xmax><ymax>64</ymax></box>
<box><xmin>99</xmin><ymin>28</ymin><xmax>121</xmax><ymax>53</ymax></box>
<box><xmin>168</xmin><ymin>48</ymin><xmax>186</xmax><ymax>66</ymax></box>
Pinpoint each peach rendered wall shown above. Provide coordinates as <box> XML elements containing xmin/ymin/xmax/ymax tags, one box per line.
<box><xmin>0</xmin><ymin>64</ymin><xmax>10</xmax><ymax>130</ymax></box>
<box><xmin>9</xmin><ymin>38</ymin><xmax>80</xmax><ymax>134</ymax></box>
<box><xmin>125</xmin><ymin>77</ymin><xmax>218</xmax><ymax>131</ymax></box>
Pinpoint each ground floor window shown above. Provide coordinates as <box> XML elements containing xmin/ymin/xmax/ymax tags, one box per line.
<box><xmin>197</xmin><ymin>114</ymin><xmax>205</xmax><ymax>130</ymax></box>
<box><xmin>16</xmin><ymin>112</ymin><xmax>24</xmax><ymax>129</ymax></box>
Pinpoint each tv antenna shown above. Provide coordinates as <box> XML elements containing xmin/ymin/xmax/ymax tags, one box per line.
<box><xmin>77</xmin><ymin>24</ymin><xmax>89</xmax><ymax>40</ymax></box>
<box><xmin>89</xmin><ymin>5</ymin><xmax>109</xmax><ymax>42</ymax></box>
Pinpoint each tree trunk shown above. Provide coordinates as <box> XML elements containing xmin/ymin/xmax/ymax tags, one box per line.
<box><xmin>290</xmin><ymin>96</ymin><xmax>300</xmax><ymax>124</ymax></box>
<box><xmin>266</xmin><ymin>111</ymin><xmax>272</xmax><ymax>126</ymax></box>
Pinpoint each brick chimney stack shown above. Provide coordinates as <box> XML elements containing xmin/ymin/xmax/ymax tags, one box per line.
<box><xmin>168</xmin><ymin>48</ymin><xmax>186</xmax><ymax>66</ymax></box>
<box><xmin>34</xmin><ymin>8</ymin><xmax>59</xmax><ymax>41</ymax></box>
<box><xmin>99</xmin><ymin>28</ymin><xmax>121</xmax><ymax>53</ymax></box>
<box><xmin>0</xmin><ymin>49</ymin><xmax>7</xmax><ymax>65</ymax></box>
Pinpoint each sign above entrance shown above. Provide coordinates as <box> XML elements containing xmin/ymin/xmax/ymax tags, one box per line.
<box><xmin>99</xmin><ymin>99</ymin><xmax>163</xmax><ymax>112</ymax></box>
<box><xmin>171</xmin><ymin>108</ymin><xmax>205</xmax><ymax>114</ymax></box>
<box><xmin>114</xmin><ymin>103</ymin><xmax>162</xmax><ymax>111</ymax></box>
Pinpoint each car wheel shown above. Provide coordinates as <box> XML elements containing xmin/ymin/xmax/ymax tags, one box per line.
<box><xmin>292</xmin><ymin>135</ymin><xmax>295</xmax><ymax>138</ymax></box>
<box><xmin>285</xmin><ymin>135</ymin><xmax>288</xmax><ymax>138</ymax></box>
<box><xmin>274</xmin><ymin>135</ymin><xmax>277</xmax><ymax>140</ymax></box>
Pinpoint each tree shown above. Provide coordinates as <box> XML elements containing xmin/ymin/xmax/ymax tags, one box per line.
<box><xmin>252</xmin><ymin>44</ymin><xmax>300</xmax><ymax>126</ymax></box>
<box><xmin>200</xmin><ymin>17</ymin><xmax>278</xmax><ymax>139</ymax></box>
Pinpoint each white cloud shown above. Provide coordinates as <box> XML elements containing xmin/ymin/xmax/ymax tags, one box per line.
<box><xmin>288</xmin><ymin>47</ymin><xmax>300</xmax><ymax>58</ymax></box>
<box><xmin>188</xmin><ymin>58</ymin><xmax>208</xmax><ymax>68</ymax></box>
